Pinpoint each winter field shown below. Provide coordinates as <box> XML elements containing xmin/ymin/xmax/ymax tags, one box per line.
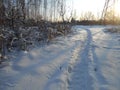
<box><xmin>0</xmin><ymin>25</ymin><xmax>120</xmax><ymax>90</ymax></box>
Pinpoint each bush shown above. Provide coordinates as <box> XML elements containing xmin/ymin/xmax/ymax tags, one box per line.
<box><xmin>106</xmin><ymin>27</ymin><xmax>120</xmax><ymax>33</ymax></box>
<box><xmin>0</xmin><ymin>22</ymin><xmax>72</xmax><ymax>63</ymax></box>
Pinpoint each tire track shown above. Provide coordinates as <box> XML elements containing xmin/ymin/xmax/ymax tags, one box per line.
<box><xmin>68</xmin><ymin>28</ymin><xmax>94</xmax><ymax>90</ymax></box>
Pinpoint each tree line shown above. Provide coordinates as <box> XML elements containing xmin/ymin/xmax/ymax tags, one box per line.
<box><xmin>0</xmin><ymin>0</ymin><xmax>120</xmax><ymax>62</ymax></box>
<box><xmin>0</xmin><ymin>0</ymin><xmax>73</xmax><ymax>62</ymax></box>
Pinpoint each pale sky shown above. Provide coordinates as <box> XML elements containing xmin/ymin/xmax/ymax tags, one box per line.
<box><xmin>73</xmin><ymin>0</ymin><xmax>105</xmax><ymax>15</ymax></box>
<box><xmin>66</xmin><ymin>0</ymin><xmax>120</xmax><ymax>18</ymax></box>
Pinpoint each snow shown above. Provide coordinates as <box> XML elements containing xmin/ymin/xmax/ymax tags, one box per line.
<box><xmin>0</xmin><ymin>25</ymin><xmax>120</xmax><ymax>90</ymax></box>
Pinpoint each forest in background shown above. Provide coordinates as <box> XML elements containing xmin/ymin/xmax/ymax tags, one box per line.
<box><xmin>0</xmin><ymin>0</ymin><xmax>73</xmax><ymax>62</ymax></box>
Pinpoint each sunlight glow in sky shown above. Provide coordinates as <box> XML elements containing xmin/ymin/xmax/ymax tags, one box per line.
<box><xmin>67</xmin><ymin>0</ymin><xmax>120</xmax><ymax>18</ymax></box>
<box><xmin>71</xmin><ymin>0</ymin><xmax>105</xmax><ymax>16</ymax></box>
<box><xmin>115</xmin><ymin>0</ymin><xmax>120</xmax><ymax>14</ymax></box>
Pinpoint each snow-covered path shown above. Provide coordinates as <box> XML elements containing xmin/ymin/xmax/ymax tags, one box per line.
<box><xmin>0</xmin><ymin>26</ymin><xmax>120</xmax><ymax>90</ymax></box>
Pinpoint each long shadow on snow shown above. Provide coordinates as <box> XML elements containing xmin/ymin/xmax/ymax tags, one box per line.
<box><xmin>44</xmin><ymin>41</ymin><xmax>82</xmax><ymax>90</ymax></box>
<box><xmin>68</xmin><ymin>28</ymin><xmax>93</xmax><ymax>90</ymax></box>
<box><xmin>68</xmin><ymin>28</ymin><xmax>107</xmax><ymax>90</ymax></box>
<box><xmin>0</xmin><ymin>38</ymin><xmax>81</xmax><ymax>90</ymax></box>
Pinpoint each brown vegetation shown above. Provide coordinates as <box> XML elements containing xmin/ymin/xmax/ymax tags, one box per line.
<box><xmin>106</xmin><ymin>27</ymin><xmax>120</xmax><ymax>33</ymax></box>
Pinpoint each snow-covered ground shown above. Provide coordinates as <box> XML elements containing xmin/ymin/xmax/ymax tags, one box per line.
<box><xmin>0</xmin><ymin>25</ymin><xmax>120</xmax><ymax>90</ymax></box>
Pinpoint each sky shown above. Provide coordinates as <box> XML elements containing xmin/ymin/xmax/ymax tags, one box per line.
<box><xmin>74</xmin><ymin>0</ymin><xmax>105</xmax><ymax>14</ymax></box>
<box><xmin>66</xmin><ymin>0</ymin><xmax>105</xmax><ymax>17</ymax></box>
<box><xmin>66</xmin><ymin>0</ymin><xmax>120</xmax><ymax>19</ymax></box>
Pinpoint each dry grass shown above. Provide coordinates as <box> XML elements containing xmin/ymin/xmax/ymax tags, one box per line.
<box><xmin>106</xmin><ymin>27</ymin><xmax>120</xmax><ymax>33</ymax></box>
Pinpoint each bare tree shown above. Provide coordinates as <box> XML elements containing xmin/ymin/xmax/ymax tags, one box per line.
<box><xmin>58</xmin><ymin>0</ymin><xmax>66</xmax><ymax>22</ymax></box>
<box><xmin>0</xmin><ymin>0</ymin><xmax>5</xmax><ymax>26</ymax></box>
<box><xmin>80</xmin><ymin>12</ymin><xmax>95</xmax><ymax>21</ymax></box>
<box><xmin>101</xmin><ymin>0</ymin><xmax>117</xmax><ymax>24</ymax></box>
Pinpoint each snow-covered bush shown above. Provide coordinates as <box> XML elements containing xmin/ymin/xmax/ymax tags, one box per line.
<box><xmin>105</xmin><ymin>27</ymin><xmax>120</xmax><ymax>33</ymax></box>
<box><xmin>0</xmin><ymin>22</ymin><xmax>72</xmax><ymax>63</ymax></box>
